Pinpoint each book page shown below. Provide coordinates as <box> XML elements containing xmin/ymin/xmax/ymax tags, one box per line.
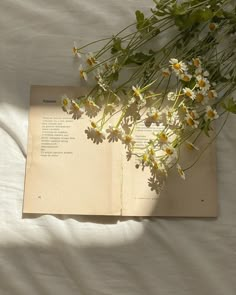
<box><xmin>23</xmin><ymin>86</ymin><xmax>122</xmax><ymax>215</ymax></box>
<box><xmin>121</xmin><ymin>122</ymin><xmax>218</xmax><ymax>217</ymax></box>
<box><xmin>23</xmin><ymin>85</ymin><xmax>218</xmax><ymax>217</ymax></box>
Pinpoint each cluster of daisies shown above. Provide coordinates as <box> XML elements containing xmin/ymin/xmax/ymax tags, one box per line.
<box><xmin>61</xmin><ymin>53</ymin><xmax>221</xmax><ymax>191</ymax></box>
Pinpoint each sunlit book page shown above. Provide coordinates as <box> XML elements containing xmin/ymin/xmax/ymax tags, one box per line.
<box><xmin>122</xmin><ymin>122</ymin><xmax>218</xmax><ymax>216</ymax></box>
<box><xmin>23</xmin><ymin>86</ymin><xmax>218</xmax><ymax>217</ymax></box>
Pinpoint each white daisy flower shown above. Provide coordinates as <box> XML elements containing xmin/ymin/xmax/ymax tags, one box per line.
<box><xmin>209</xmin><ymin>23</ymin><xmax>218</xmax><ymax>31</ymax></box>
<box><xmin>167</xmin><ymin>92</ymin><xmax>176</xmax><ymax>101</ymax></box>
<box><xmin>106</xmin><ymin>125</ymin><xmax>123</xmax><ymax>142</ymax></box>
<box><xmin>86</xmin><ymin>52</ymin><xmax>96</xmax><ymax>66</ymax></box>
<box><xmin>84</xmin><ymin>97</ymin><xmax>100</xmax><ymax>118</ymax></box>
<box><xmin>61</xmin><ymin>95</ymin><xmax>71</xmax><ymax>112</ymax></box>
<box><xmin>207</xmin><ymin>89</ymin><xmax>218</xmax><ymax>100</ymax></box>
<box><xmin>69</xmin><ymin>100</ymin><xmax>84</xmax><ymax>120</ymax></box>
<box><xmin>79</xmin><ymin>64</ymin><xmax>88</xmax><ymax>81</ymax></box>
<box><xmin>195</xmin><ymin>67</ymin><xmax>203</xmax><ymax>76</ymax></box>
<box><xmin>203</xmin><ymin>70</ymin><xmax>209</xmax><ymax>77</ymax></box>
<box><xmin>195</xmin><ymin>67</ymin><xmax>209</xmax><ymax>77</ymax></box>
<box><xmin>196</xmin><ymin>75</ymin><xmax>210</xmax><ymax>91</ymax></box>
<box><xmin>183</xmin><ymin>87</ymin><xmax>196</xmax><ymax>100</ymax></box>
<box><xmin>195</xmin><ymin>90</ymin><xmax>207</xmax><ymax>104</ymax></box>
<box><xmin>72</xmin><ymin>41</ymin><xmax>81</xmax><ymax>58</ymax></box>
<box><xmin>141</xmin><ymin>152</ymin><xmax>150</xmax><ymax>166</ymax></box>
<box><xmin>185</xmin><ymin>113</ymin><xmax>199</xmax><ymax>128</ymax></box>
<box><xmin>169</xmin><ymin>58</ymin><xmax>187</xmax><ymax>75</ymax></box>
<box><xmin>163</xmin><ymin>145</ymin><xmax>177</xmax><ymax>159</ymax></box>
<box><xmin>163</xmin><ymin>108</ymin><xmax>181</xmax><ymax>127</ymax></box>
<box><xmin>180</xmin><ymin>73</ymin><xmax>192</xmax><ymax>82</ymax></box>
<box><xmin>85</xmin><ymin>123</ymin><xmax>105</xmax><ymax>144</ymax></box>
<box><xmin>188</xmin><ymin>109</ymin><xmax>199</xmax><ymax>120</ymax></box>
<box><xmin>205</xmin><ymin>106</ymin><xmax>219</xmax><ymax>121</ymax></box>
<box><xmin>162</xmin><ymin>68</ymin><xmax>171</xmax><ymax>78</ymax></box>
<box><xmin>185</xmin><ymin>141</ymin><xmax>199</xmax><ymax>151</ymax></box>
<box><xmin>144</xmin><ymin>108</ymin><xmax>162</xmax><ymax>127</ymax></box>
<box><xmin>192</xmin><ymin>57</ymin><xmax>201</xmax><ymax>68</ymax></box>
<box><xmin>177</xmin><ymin>164</ymin><xmax>185</xmax><ymax>180</ymax></box>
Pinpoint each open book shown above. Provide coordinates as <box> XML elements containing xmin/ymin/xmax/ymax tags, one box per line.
<box><xmin>23</xmin><ymin>86</ymin><xmax>218</xmax><ymax>217</ymax></box>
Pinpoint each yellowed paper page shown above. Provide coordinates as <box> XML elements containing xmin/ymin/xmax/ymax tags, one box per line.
<box><xmin>121</xmin><ymin>122</ymin><xmax>218</xmax><ymax>217</ymax></box>
<box><xmin>23</xmin><ymin>85</ymin><xmax>218</xmax><ymax>217</ymax></box>
<box><xmin>23</xmin><ymin>86</ymin><xmax>122</xmax><ymax>215</ymax></box>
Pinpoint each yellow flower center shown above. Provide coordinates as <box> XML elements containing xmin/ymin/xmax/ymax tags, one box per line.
<box><xmin>163</xmin><ymin>71</ymin><xmax>170</xmax><ymax>77</ymax></box>
<box><xmin>159</xmin><ymin>133</ymin><xmax>168</xmax><ymax>142</ymax></box>
<box><xmin>207</xmin><ymin>110</ymin><xmax>215</xmax><ymax>118</ymax></box>
<box><xmin>182</xmin><ymin>75</ymin><xmax>190</xmax><ymax>82</ymax></box>
<box><xmin>72</xmin><ymin>47</ymin><xmax>77</xmax><ymax>54</ymax></box>
<box><xmin>152</xmin><ymin>112</ymin><xmax>159</xmax><ymax>121</ymax></box>
<box><xmin>87</xmin><ymin>59</ymin><xmax>93</xmax><ymax>66</ymax></box>
<box><xmin>87</xmin><ymin>57</ymin><xmax>96</xmax><ymax>66</ymax></box>
<box><xmin>209</xmin><ymin>23</ymin><xmax>216</xmax><ymax>31</ymax></box>
<box><xmin>198</xmin><ymin>79</ymin><xmax>206</xmax><ymax>88</ymax></box>
<box><xmin>185</xmin><ymin>91</ymin><xmax>192</xmax><ymax>97</ymax></box>
<box><xmin>142</xmin><ymin>154</ymin><xmax>148</xmax><ymax>162</ymax></box>
<box><xmin>165</xmin><ymin>148</ymin><xmax>173</xmax><ymax>155</ymax></box>
<box><xmin>186</xmin><ymin>142</ymin><xmax>194</xmax><ymax>150</ymax></box>
<box><xmin>91</xmin><ymin>121</ymin><xmax>97</xmax><ymax>128</ymax></box>
<box><xmin>193</xmin><ymin>58</ymin><xmax>200</xmax><ymax>67</ymax></box>
<box><xmin>167</xmin><ymin>111</ymin><xmax>172</xmax><ymax>118</ymax></box>
<box><xmin>133</xmin><ymin>88</ymin><xmax>141</xmax><ymax>97</ymax></box>
<box><xmin>187</xmin><ymin>117</ymin><xmax>194</xmax><ymax>126</ymax></box>
<box><xmin>196</xmin><ymin>93</ymin><xmax>204</xmax><ymax>102</ymax></box>
<box><xmin>149</xmin><ymin>148</ymin><xmax>155</xmax><ymax>156</ymax></box>
<box><xmin>63</xmin><ymin>98</ymin><xmax>68</xmax><ymax>106</ymax></box>
<box><xmin>208</xmin><ymin>91</ymin><xmax>215</xmax><ymax>99</ymax></box>
<box><xmin>80</xmin><ymin>70</ymin><xmax>84</xmax><ymax>79</ymax></box>
<box><xmin>173</xmin><ymin>63</ymin><xmax>181</xmax><ymax>70</ymax></box>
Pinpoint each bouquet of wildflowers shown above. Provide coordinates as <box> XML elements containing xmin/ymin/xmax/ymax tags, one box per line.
<box><xmin>61</xmin><ymin>0</ymin><xmax>236</xmax><ymax>192</ymax></box>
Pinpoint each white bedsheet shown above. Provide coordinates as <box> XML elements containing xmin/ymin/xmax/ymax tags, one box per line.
<box><xmin>0</xmin><ymin>1</ymin><xmax>236</xmax><ymax>294</ymax></box>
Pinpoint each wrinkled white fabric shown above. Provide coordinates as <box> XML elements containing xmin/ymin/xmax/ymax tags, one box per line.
<box><xmin>0</xmin><ymin>1</ymin><xmax>236</xmax><ymax>294</ymax></box>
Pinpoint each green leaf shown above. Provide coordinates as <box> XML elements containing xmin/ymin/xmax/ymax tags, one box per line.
<box><xmin>135</xmin><ymin>10</ymin><xmax>145</xmax><ymax>30</ymax></box>
<box><xmin>135</xmin><ymin>10</ymin><xmax>155</xmax><ymax>34</ymax></box>
<box><xmin>222</xmin><ymin>98</ymin><xmax>236</xmax><ymax>114</ymax></box>
<box><xmin>202</xmin><ymin>120</ymin><xmax>212</xmax><ymax>137</ymax></box>
<box><xmin>174</xmin><ymin>7</ymin><xmax>214</xmax><ymax>30</ymax></box>
<box><xmin>111</xmin><ymin>37</ymin><xmax>122</xmax><ymax>54</ymax></box>
<box><xmin>171</xmin><ymin>3</ymin><xmax>188</xmax><ymax>16</ymax></box>
<box><xmin>136</xmin><ymin>10</ymin><xmax>145</xmax><ymax>23</ymax></box>
<box><xmin>124</xmin><ymin>52</ymin><xmax>153</xmax><ymax>66</ymax></box>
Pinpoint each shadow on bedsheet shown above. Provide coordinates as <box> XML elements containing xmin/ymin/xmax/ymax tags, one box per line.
<box><xmin>22</xmin><ymin>213</ymin><xmax>217</xmax><ymax>224</ymax></box>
